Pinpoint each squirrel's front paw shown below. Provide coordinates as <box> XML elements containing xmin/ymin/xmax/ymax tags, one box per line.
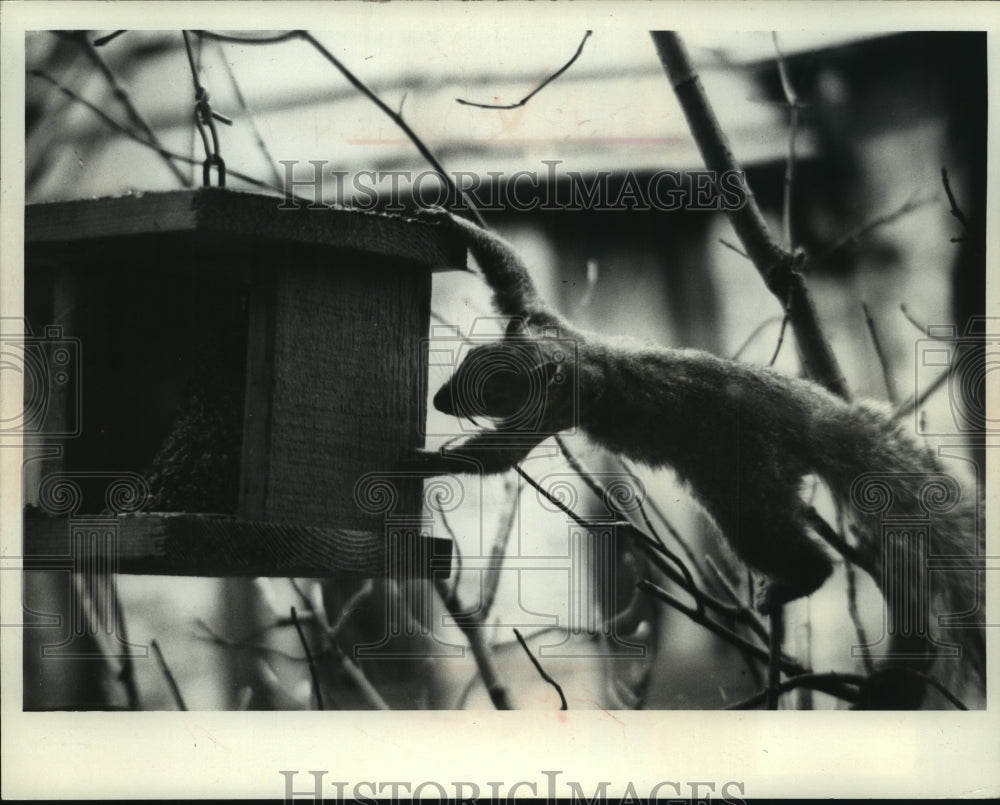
<box><xmin>396</xmin><ymin>448</ymin><xmax>469</xmax><ymax>476</ymax></box>
<box><xmin>397</xmin><ymin>448</ymin><xmax>444</xmax><ymax>470</ymax></box>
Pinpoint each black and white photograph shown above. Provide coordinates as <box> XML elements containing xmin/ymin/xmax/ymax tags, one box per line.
<box><xmin>2</xmin><ymin>1</ymin><xmax>997</xmax><ymax>800</ymax></box>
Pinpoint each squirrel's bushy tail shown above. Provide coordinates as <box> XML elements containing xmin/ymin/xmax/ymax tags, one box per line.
<box><xmin>828</xmin><ymin>401</ymin><xmax>985</xmax><ymax>708</ymax></box>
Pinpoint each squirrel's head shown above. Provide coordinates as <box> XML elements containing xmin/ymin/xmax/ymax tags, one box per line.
<box><xmin>434</xmin><ymin>317</ymin><xmax>577</xmax><ymax>431</ymax></box>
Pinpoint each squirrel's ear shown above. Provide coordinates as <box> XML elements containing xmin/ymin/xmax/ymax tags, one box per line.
<box><xmin>505</xmin><ymin>317</ymin><xmax>528</xmax><ymax>336</ymax></box>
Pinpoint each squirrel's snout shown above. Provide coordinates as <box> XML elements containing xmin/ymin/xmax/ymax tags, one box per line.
<box><xmin>433</xmin><ymin>383</ymin><xmax>455</xmax><ymax>416</ymax></box>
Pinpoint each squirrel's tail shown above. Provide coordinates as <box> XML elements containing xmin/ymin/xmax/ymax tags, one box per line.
<box><xmin>419</xmin><ymin>208</ymin><xmax>546</xmax><ymax>319</ymax></box>
<box><xmin>828</xmin><ymin>400</ymin><xmax>985</xmax><ymax>708</ymax></box>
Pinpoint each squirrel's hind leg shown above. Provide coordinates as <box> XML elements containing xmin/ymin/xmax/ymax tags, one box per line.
<box><xmin>709</xmin><ymin>495</ymin><xmax>835</xmax><ymax>614</ymax></box>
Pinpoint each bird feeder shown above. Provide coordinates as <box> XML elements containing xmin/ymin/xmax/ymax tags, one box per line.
<box><xmin>20</xmin><ymin>188</ymin><xmax>461</xmax><ymax>579</ymax></box>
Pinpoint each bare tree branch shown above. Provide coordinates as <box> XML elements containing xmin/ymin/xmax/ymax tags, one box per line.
<box><xmin>457</xmin><ymin>31</ymin><xmax>592</xmax><ymax>110</ymax></box>
<box><xmin>862</xmin><ymin>302</ymin><xmax>898</xmax><ymax>403</ymax></box>
<box><xmin>434</xmin><ymin>578</ymin><xmax>513</xmax><ymax>710</ymax></box>
<box><xmin>513</xmin><ymin>628</ymin><xmax>568</xmax><ymax>709</ymax></box>
<box><xmin>151</xmin><ymin>639</ymin><xmax>188</xmax><ymax>711</ymax></box>
<box><xmin>814</xmin><ymin>193</ymin><xmax>932</xmax><ymax>264</ymax></box>
<box><xmin>940</xmin><ymin>167</ymin><xmax>968</xmax><ymax>230</ymax></box>
<box><xmin>637</xmin><ymin>574</ymin><xmax>845</xmax><ymax>703</ymax></box>
<box><xmin>725</xmin><ymin>672</ymin><xmax>863</xmax><ymax>710</ymax></box>
<box><xmin>56</xmin><ymin>31</ymin><xmax>190</xmax><ymax>186</ymax></box>
<box><xmin>772</xmin><ymin>31</ymin><xmax>801</xmax><ymax>251</ymax></box>
<box><xmin>844</xmin><ymin>563</ymin><xmax>875</xmax><ymax>677</ymax></box>
<box><xmin>731</xmin><ymin>316</ymin><xmax>783</xmax><ymax>361</ymax></box>
<box><xmin>892</xmin><ymin>368</ymin><xmax>950</xmax><ymax>422</ymax></box>
<box><xmin>290</xmin><ymin>606</ymin><xmax>324</xmax><ymax>710</ymax></box>
<box><xmin>719</xmin><ymin>237</ymin><xmax>749</xmax><ymax>260</ymax></box>
<box><xmin>27</xmin><ymin>69</ymin><xmax>290</xmax><ymax>196</ymax></box>
<box><xmin>481</xmin><ymin>476</ymin><xmax>521</xmax><ymax>619</ymax></box>
<box><xmin>651</xmin><ymin>31</ymin><xmax>848</xmax><ymax>399</ymax></box>
<box><xmin>766</xmin><ymin>609</ymin><xmax>784</xmax><ymax>710</ymax></box>
<box><xmin>92</xmin><ymin>30</ymin><xmax>127</xmax><ymax>47</ymax></box>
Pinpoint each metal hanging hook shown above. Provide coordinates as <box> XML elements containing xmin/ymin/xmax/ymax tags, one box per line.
<box><xmin>184</xmin><ymin>31</ymin><xmax>231</xmax><ymax>188</ymax></box>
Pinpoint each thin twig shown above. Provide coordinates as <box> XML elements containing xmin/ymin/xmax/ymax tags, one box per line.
<box><xmin>899</xmin><ymin>303</ymin><xmax>935</xmax><ymax>338</ymax></box>
<box><xmin>602</xmin><ymin>551</ymin><xmax>649</xmax><ymax>636</ymax></box>
<box><xmin>725</xmin><ymin>672</ymin><xmax>863</xmax><ymax>710</ymax></box>
<box><xmin>182</xmin><ymin>30</ymin><xmax>205</xmax><ymax>96</ymax></box>
<box><xmin>290</xmin><ymin>606</ymin><xmax>324</xmax><ymax>710</ymax></box>
<box><xmin>940</xmin><ymin>167</ymin><xmax>968</xmax><ymax>230</ymax></box>
<box><xmin>637</xmin><ymin>484</ymin><xmax>708</xmax><ymax>582</ymax></box>
<box><xmin>203</xmin><ymin>610</ymin><xmax>312</xmax><ymax>645</ymax></box>
<box><xmin>71</xmin><ymin>574</ymin><xmax>141</xmax><ymax>709</ymax></box>
<box><xmin>195</xmin><ymin>30</ymin><xmax>302</xmax><ymax>45</ymax></box>
<box><xmin>194</xmin><ymin>617</ymin><xmax>334</xmax><ymax>663</ymax></box>
<box><xmin>100</xmin><ymin>576</ymin><xmax>142</xmax><ymax>710</ymax></box>
<box><xmin>336</xmin><ymin>648</ymin><xmax>391</xmax><ymax>710</ymax></box>
<box><xmin>438</xmin><ymin>507</ymin><xmax>464</xmax><ymax>599</ymax></box>
<box><xmin>514</xmin><ymin>628</ymin><xmax>569</xmax><ymax>710</ymax></box>
<box><xmin>704</xmin><ymin>555</ymin><xmax>767</xmax><ymax>638</ymax></box>
<box><xmin>93</xmin><ymin>30</ymin><xmax>127</xmax><ymax>47</ymax></box>
<box><xmin>434</xmin><ymin>578</ymin><xmax>513</xmax><ymax>709</ymax></box>
<box><xmin>290</xmin><ymin>30</ymin><xmax>486</xmax><ymax>226</ymax></box>
<box><xmin>327</xmin><ymin>579</ymin><xmax>374</xmax><ymax>639</ymax></box>
<box><xmin>768</xmin><ymin>312</ymin><xmax>791</xmax><ymax>367</ymax></box>
<box><xmin>862</xmin><ymin>302</ymin><xmax>898</xmax><ymax>403</ymax></box>
<box><xmin>27</xmin><ymin>69</ymin><xmax>290</xmax><ymax>196</ymax></box>
<box><xmin>844</xmin><ymin>561</ymin><xmax>875</xmax><ymax>676</ymax></box>
<box><xmin>615</xmin><ymin>456</ymin><xmax>703</xmax><ymax>591</ymax></box>
<box><xmin>796</xmin><ymin>604</ymin><xmax>814</xmax><ymax>710</ymax></box>
<box><xmin>815</xmin><ymin>193</ymin><xmax>933</xmax><ymax>264</ymax></box>
<box><xmin>151</xmin><ymin>639</ymin><xmax>187</xmax><ymax>711</ymax></box>
<box><xmin>457</xmin><ymin>31</ymin><xmax>592</xmax><ymax>110</ymax></box>
<box><xmin>718</xmin><ymin>238</ymin><xmax>749</xmax><ymax>260</ymax></box>
<box><xmin>863</xmin><ymin>668</ymin><xmax>968</xmax><ymax>711</ymax></box>
<box><xmin>704</xmin><ymin>556</ymin><xmax>765</xmax><ymax>687</ymax></box>
<box><xmin>480</xmin><ymin>475</ymin><xmax>522</xmax><ymax>619</ymax></box>
<box><xmin>636</xmin><ymin>579</ymin><xmax>847</xmax><ymax>695</ymax></box>
<box><xmin>455</xmin><ymin>670</ymin><xmax>481</xmax><ymax>710</ymax></box>
<box><xmin>555</xmin><ymin>440</ymin><xmax>703</xmax><ymax>610</ymax></box>
<box><xmin>731</xmin><ymin>316</ymin><xmax>783</xmax><ymax>361</ymax></box>
<box><xmin>804</xmin><ymin>506</ymin><xmax>873</xmax><ymax>577</ymax></box>
<box><xmin>703</xmin><ymin>555</ymin><xmax>742</xmax><ymax>606</ymax></box>
<box><xmin>769</xmin><ymin>282</ymin><xmax>796</xmax><ymax>367</ymax></box>
<box><xmin>56</xmin><ymin>31</ymin><xmax>190</xmax><ymax>186</ymax></box>
<box><xmin>766</xmin><ymin>608</ymin><xmax>784</xmax><ymax>710</ymax></box>
<box><xmin>892</xmin><ymin>368</ymin><xmax>950</xmax><ymax>422</ymax></box>
<box><xmin>614</xmin><ymin>457</ymin><xmax>672</xmax><ymax>557</ymax></box>
<box><xmin>513</xmin><ymin>628</ymin><xmax>568</xmax><ymax>709</ymax></box>
<box><xmin>772</xmin><ymin>32</ymin><xmax>800</xmax><ymax>251</ymax></box>
<box><xmin>514</xmin><ymin>463</ymin><xmax>709</xmax><ymax>618</ymax></box>
<box><xmin>517</xmin><ymin>462</ymin><xmax>770</xmax><ymax>644</ymax></box>
<box><xmin>213</xmin><ymin>37</ymin><xmax>284</xmax><ymax>187</ymax></box>
<box><xmin>300</xmin><ymin>582</ymin><xmax>390</xmax><ymax>710</ymax></box>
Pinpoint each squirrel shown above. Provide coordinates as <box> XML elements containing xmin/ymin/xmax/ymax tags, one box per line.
<box><xmin>408</xmin><ymin>208</ymin><xmax>985</xmax><ymax>708</ymax></box>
